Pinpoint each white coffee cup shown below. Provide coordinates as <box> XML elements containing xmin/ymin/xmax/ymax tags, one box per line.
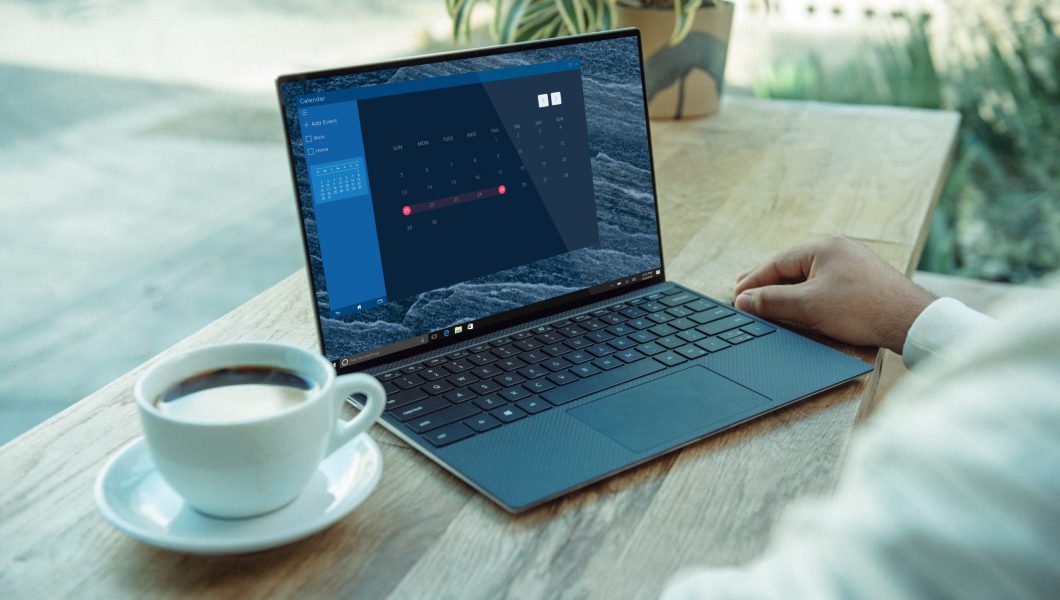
<box><xmin>135</xmin><ymin>341</ymin><xmax>384</xmax><ymax>519</ymax></box>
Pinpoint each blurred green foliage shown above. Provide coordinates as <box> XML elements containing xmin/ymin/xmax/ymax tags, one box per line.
<box><xmin>754</xmin><ymin>4</ymin><xmax>1060</xmax><ymax>283</ymax></box>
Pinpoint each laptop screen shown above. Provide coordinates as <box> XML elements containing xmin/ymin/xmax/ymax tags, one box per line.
<box><xmin>278</xmin><ymin>30</ymin><xmax>664</xmax><ymax>369</ymax></box>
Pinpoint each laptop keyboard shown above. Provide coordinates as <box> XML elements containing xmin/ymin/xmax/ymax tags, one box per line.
<box><xmin>369</xmin><ymin>286</ymin><xmax>775</xmax><ymax>448</ymax></box>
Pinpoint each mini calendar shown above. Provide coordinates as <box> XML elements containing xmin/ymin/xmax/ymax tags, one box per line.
<box><xmin>310</xmin><ymin>158</ymin><xmax>367</xmax><ymax>204</ymax></box>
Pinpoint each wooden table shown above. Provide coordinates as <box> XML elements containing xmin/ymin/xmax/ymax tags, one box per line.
<box><xmin>0</xmin><ymin>96</ymin><xmax>958</xmax><ymax>599</ymax></box>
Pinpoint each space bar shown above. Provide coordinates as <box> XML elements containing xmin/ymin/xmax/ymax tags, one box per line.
<box><xmin>541</xmin><ymin>359</ymin><xmax>666</xmax><ymax>406</ymax></box>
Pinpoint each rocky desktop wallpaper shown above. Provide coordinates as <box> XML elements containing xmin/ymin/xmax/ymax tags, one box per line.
<box><xmin>280</xmin><ymin>36</ymin><xmax>661</xmax><ymax>360</ymax></box>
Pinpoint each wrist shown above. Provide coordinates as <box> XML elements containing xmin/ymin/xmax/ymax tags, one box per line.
<box><xmin>884</xmin><ymin>286</ymin><xmax>936</xmax><ymax>353</ymax></box>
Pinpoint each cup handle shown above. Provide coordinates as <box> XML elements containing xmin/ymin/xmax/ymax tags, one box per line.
<box><xmin>327</xmin><ymin>372</ymin><xmax>385</xmax><ymax>454</ymax></box>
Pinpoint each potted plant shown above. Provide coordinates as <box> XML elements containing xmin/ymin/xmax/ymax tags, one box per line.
<box><xmin>447</xmin><ymin>0</ymin><xmax>739</xmax><ymax>119</ymax></box>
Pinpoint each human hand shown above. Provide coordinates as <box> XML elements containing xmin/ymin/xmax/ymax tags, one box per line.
<box><xmin>733</xmin><ymin>236</ymin><xmax>936</xmax><ymax>353</ymax></box>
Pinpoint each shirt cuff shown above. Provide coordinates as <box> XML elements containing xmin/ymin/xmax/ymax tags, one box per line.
<box><xmin>901</xmin><ymin>297</ymin><xmax>994</xmax><ymax>369</ymax></box>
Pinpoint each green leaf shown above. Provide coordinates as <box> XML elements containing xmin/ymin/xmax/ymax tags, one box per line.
<box><xmin>452</xmin><ymin>0</ymin><xmax>487</xmax><ymax>42</ymax></box>
<box><xmin>500</xmin><ymin>0</ymin><xmax>533</xmax><ymax>43</ymax></box>
<box><xmin>451</xmin><ymin>0</ymin><xmax>471</xmax><ymax>40</ymax></box>
<box><xmin>600</xmin><ymin>0</ymin><xmax>615</xmax><ymax>30</ymax></box>
<box><xmin>528</xmin><ymin>15</ymin><xmax>565</xmax><ymax>40</ymax></box>
<box><xmin>555</xmin><ymin>0</ymin><xmax>586</xmax><ymax>34</ymax></box>
<box><xmin>521</xmin><ymin>0</ymin><xmax>555</xmax><ymax>20</ymax></box>
<box><xmin>491</xmin><ymin>0</ymin><xmax>504</xmax><ymax>40</ymax></box>
<box><xmin>514</xmin><ymin>0</ymin><xmax>554</xmax><ymax>33</ymax></box>
<box><xmin>547</xmin><ymin>17</ymin><xmax>566</xmax><ymax>37</ymax></box>
<box><xmin>588</xmin><ymin>0</ymin><xmax>611</xmax><ymax>30</ymax></box>
<box><xmin>515</xmin><ymin>3</ymin><xmax>560</xmax><ymax>40</ymax></box>
<box><xmin>672</xmin><ymin>0</ymin><xmax>703</xmax><ymax>46</ymax></box>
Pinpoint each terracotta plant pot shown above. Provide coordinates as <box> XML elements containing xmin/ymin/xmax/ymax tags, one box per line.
<box><xmin>618</xmin><ymin>2</ymin><xmax>734</xmax><ymax>119</ymax></box>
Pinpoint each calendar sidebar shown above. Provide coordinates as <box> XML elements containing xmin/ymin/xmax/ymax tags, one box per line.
<box><xmin>297</xmin><ymin>99</ymin><xmax>388</xmax><ymax>317</ymax></box>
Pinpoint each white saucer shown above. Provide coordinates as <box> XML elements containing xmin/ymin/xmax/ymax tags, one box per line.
<box><xmin>94</xmin><ymin>434</ymin><xmax>382</xmax><ymax>554</ymax></box>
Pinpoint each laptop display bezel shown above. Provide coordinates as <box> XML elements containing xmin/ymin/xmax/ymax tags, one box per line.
<box><xmin>276</xmin><ymin>28</ymin><xmax>667</xmax><ymax>373</ymax></box>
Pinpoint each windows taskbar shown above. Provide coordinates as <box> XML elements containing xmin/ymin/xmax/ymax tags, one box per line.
<box><xmin>332</xmin><ymin>267</ymin><xmax>664</xmax><ymax>372</ymax></box>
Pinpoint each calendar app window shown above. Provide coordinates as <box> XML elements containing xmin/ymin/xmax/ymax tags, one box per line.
<box><xmin>298</xmin><ymin>61</ymin><xmax>599</xmax><ymax>315</ymax></box>
<box><xmin>358</xmin><ymin>65</ymin><xmax>598</xmax><ymax>301</ymax></box>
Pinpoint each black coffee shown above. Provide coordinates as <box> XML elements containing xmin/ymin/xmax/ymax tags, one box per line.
<box><xmin>155</xmin><ymin>365</ymin><xmax>318</xmax><ymax>423</ymax></box>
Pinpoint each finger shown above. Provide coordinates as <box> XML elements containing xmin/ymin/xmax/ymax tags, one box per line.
<box><xmin>735</xmin><ymin>270</ymin><xmax>750</xmax><ymax>283</ymax></box>
<box><xmin>734</xmin><ymin>282</ymin><xmax>813</xmax><ymax>325</ymax></box>
<box><xmin>733</xmin><ymin>244</ymin><xmax>817</xmax><ymax>297</ymax></box>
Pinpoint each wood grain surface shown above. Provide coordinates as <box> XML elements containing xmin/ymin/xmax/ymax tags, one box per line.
<box><xmin>0</xmin><ymin>96</ymin><xmax>958</xmax><ymax>600</ymax></box>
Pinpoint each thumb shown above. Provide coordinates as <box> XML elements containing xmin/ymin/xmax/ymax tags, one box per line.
<box><xmin>734</xmin><ymin>283</ymin><xmax>809</xmax><ymax>324</ymax></box>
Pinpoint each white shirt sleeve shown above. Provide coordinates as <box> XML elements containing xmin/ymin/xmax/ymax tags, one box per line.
<box><xmin>661</xmin><ymin>279</ymin><xmax>1060</xmax><ymax>600</ymax></box>
<box><xmin>901</xmin><ymin>297</ymin><xmax>996</xmax><ymax>369</ymax></box>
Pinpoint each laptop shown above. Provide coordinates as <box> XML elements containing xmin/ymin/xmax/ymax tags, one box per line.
<box><xmin>276</xmin><ymin>28</ymin><xmax>872</xmax><ymax>512</ymax></box>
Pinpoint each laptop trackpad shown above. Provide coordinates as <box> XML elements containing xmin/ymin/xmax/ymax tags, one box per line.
<box><xmin>568</xmin><ymin>366</ymin><xmax>771</xmax><ymax>453</ymax></box>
